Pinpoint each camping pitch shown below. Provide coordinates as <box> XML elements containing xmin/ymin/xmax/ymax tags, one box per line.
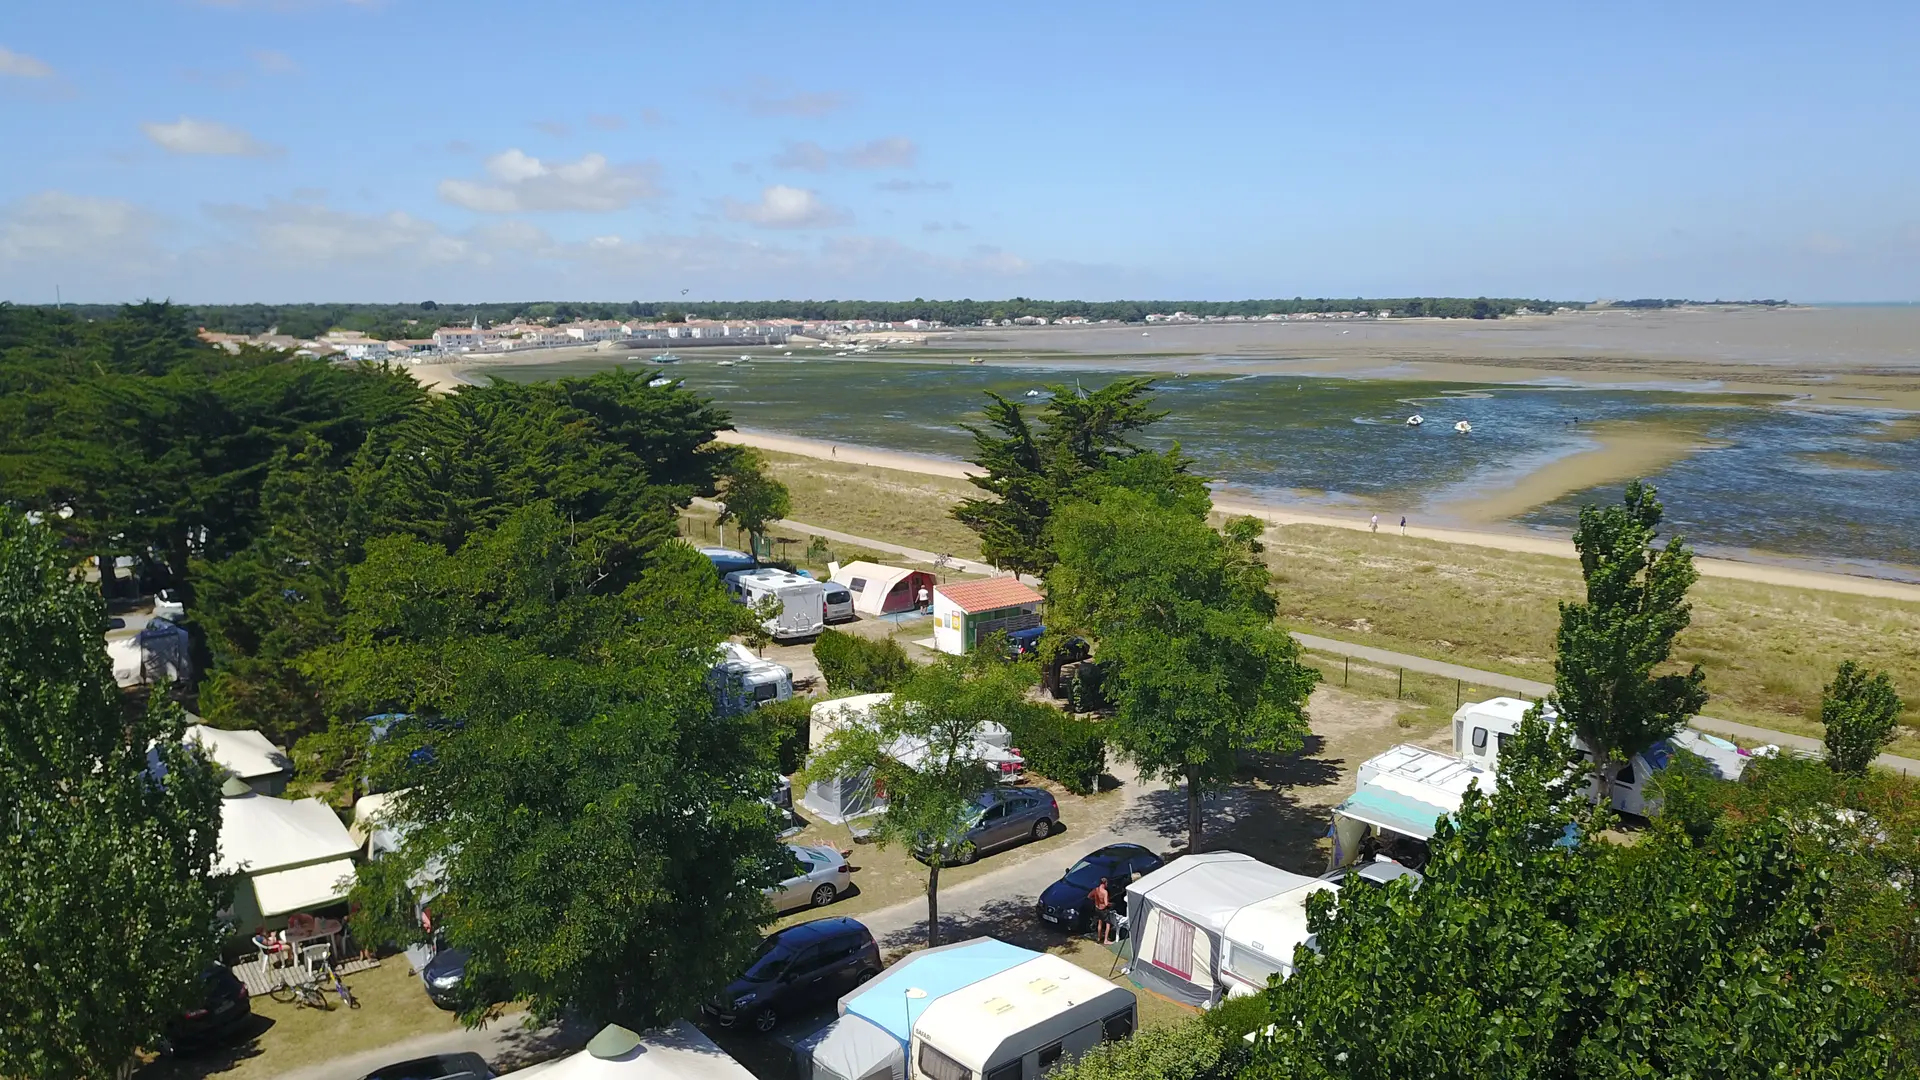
<box><xmin>1123</xmin><ymin>851</ymin><xmax>1318</xmax><ymax>1008</ymax></box>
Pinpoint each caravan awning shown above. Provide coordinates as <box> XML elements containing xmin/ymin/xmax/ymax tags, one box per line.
<box><xmin>1333</xmin><ymin>783</ymin><xmax>1456</xmax><ymax>841</ymax></box>
<box><xmin>252</xmin><ymin>857</ymin><xmax>356</xmax><ymax>917</ymax></box>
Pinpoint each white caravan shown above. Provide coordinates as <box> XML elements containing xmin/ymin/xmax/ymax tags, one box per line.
<box><xmin>710</xmin><ymin>641</ymin><xmax>793</xmax><ymax>711</ymax></box>
<box><xmin>724</xmin><ymin>568</ymin><xmax>827</xmax><ymax>641</ymax></box>
<box><xmin>1451</xmin><ymin>696</ymin><xmax>1756</xmax><ymax>817</ymax></box>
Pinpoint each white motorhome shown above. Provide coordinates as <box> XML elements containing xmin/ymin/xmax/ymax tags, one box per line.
<box><xmin>1451</xmin><ymin>696</ymin><xmax>1755</xmax><ymax>817</ymax></box>
<box><xmin>711</xmin><ymin>641</ymin><xmax>793</xmax><ymax>710</ymax></box>
<box><xmin>724</xmin><ymin>568</ymin><xmax>827</xmax><ymax>641</ymax></box>
<box><xmin>1327</xmin><ymin>744</ymin><xmax>1496</xmax><ymax>872</ymax></box>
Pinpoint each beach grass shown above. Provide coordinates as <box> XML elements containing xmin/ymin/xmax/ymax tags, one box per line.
<box><xmin>724</xmin><ymin>453</ymin><xmax>1920</xmax><ymax>753</ymax></box>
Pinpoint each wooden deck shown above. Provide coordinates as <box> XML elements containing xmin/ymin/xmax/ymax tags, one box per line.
<box><xmin>231</xmin><ymin>952</ymin><xmax>380</xmax><ymax>998</ymax></box>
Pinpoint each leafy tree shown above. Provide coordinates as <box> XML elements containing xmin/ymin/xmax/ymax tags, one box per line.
<box><xmin>812</xmin><ymin>627</ymin><xmax>914</xmax><ymax>694</ymax></box>
<box><xmin>1550</xmin><ymin>480</ymin><xmax>1709</xmax><ymax>806</ymax></box>
<box><xmin>1247</xmin><ymin>708</ymin><xmax>1898</xmax><ymax>1080</ymax></box>
<box><xmin>1821</xmin><ymin>660</ymin><xmax>1904</xmax><ymax>777</ymax></box>
<box><xmin>715</xmin><ymin>450</ymin><xmax>791</xmax><ymax>556</ymax></box>
<box><xmin>1047</xmin><ymin>468</ymin><xmax>1316</xmax><ymax>851</ymax></box>
<box><xmin>339</xmin><ymin>505</ymin><xmax>787</xmax><ymax>1028</ymax></box>
<box><xmin>954</xmin><ymin>377</ymin><xmax>1167</xmax><ymax>575</ymax></box>
<box><xmin>1047</xmin><ymin>1012</ymin><xmax>1245</xmax><ymax>1080</ymax></box>
<box><xmin>801</xmin><ymin>658</ymin><xmax>1035</xmax><ymax>945</ymax></box>
<box><xmin>0</xmin><ymin>512</ymin><xmax>227</xmax><ymax>1080</ymax></box>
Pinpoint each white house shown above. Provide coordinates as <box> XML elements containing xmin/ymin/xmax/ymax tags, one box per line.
<box><xmin>931</xmin><ymin>578</ymin><xmax>1043</xmax><ymax>655</ymax></box>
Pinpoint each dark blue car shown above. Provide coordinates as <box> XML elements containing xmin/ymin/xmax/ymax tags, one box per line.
<box><xmin>1035</xmin><ymin>843</ymin><xmax>1163</xmax><ymax>932</ymax></box>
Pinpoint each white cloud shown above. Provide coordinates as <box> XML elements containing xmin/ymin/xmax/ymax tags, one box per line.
<box><xmin>774</xmin><ymin>137</ymin><xmax>919</xmax><ymax>172</ymax></box>
<box><xmin>204</xmin><ymin>200</ymin><xmax>471</xmax><ymax>264</ymax></box>
<box><xmin>721</xmin><ymin>186</ymin><xmax>851</xmax><ymax>230</ymax></box>
<box><xmin>0</xmin><ymin>46</ymin><xmax>54</xmax><ymax>79</ymax></box>
<box><xmin>142</xmin><ymin>117</ymin><xmax>280</xmax><ymax>157</ymax></box>
<box><xmin>877</xmin><ymin>178</ymin><xmax>952</xmax><ymax>193</ymax></box>
<box><xmin>438</xmin><ymin>150</ymin><xmax>660</xmax><ymax>213</ymax></box>
<box><xmin>737</xmin><ymin>89</ymin><xmax>846</xmax><ymax>117</ymax></box>
<box><xmin>0</xmin><ymin>192</ymin><xmax>158</xmax><ymax>262</ymax></box>
<box><xmin>251</xmin><ymin>49</ymin><xmax>300</xmax><ymax>74</ymax></box>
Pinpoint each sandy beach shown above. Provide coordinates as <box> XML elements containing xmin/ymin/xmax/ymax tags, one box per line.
<box><xmin>714</xmin><ymin>429</ymin><xmax>1920</xmax><ymax>602</ymax></box>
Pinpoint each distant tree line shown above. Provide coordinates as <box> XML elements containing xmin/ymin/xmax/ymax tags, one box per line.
<box><xmin>1607</xmin><ymin>298</ymin><xmax>1790</xmax><ymax>309</ymax></box>
<box><xmin>29</xmin><ymin>295</ymin><xmax>1569</xmax><ymax>337</ymax></box>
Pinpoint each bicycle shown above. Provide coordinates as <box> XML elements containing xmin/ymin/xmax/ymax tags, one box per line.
<box><xmin>268</xmin><ymin>968</ymin><xmax>335</xmax><ymax>1011</ymax></box>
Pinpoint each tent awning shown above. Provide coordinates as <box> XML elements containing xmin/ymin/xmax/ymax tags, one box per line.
<box><xmin>252</xmin><ymin>857</ymin><xmax>356</xmax><ymax>917</ymax></box>
<box><xmin>1333</xmin><ymin>782</ymin><xmax>1454</xmax><ymax>840</ymax></box>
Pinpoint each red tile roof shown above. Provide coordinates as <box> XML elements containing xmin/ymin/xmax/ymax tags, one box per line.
<box><xmin>936</xmin><ymin>577</ymin><xmax>1043</xmax><ymax>614</ymax></box>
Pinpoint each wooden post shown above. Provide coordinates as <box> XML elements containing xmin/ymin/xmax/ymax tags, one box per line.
<box><xmin>1397</xmin><ymin>668</ymin><xmax>1404</xmax><ymax>699</ymax></box>
<box><xmin>1456</xmin><ymin>679</ymin><xmax>1462</xmax><ymax>707</ymax></box>
<box><xmin>1343</xmin><ymin>656</ymin><xmax>1350</xmax><ymax>687</ymax></box>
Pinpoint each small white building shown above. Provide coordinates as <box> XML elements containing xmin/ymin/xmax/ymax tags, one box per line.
<box><xmin>931</xmin><ymin>578</ymin><xmax>1043</xmax><ymax>656</ymax></box>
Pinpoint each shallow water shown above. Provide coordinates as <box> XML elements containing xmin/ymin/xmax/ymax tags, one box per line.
<box><xmin>485</xmin><ymin>356</ymin><xmax>1919</xmax><ymax>578</ymax></box>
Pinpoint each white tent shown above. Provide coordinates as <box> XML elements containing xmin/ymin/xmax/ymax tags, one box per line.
<box><xmin>1123</xmin><ymin>852</ymin><xmax>1317</xmax><ymax>1008</ymax></box>
<box><xmin>516</xmin><ymin>1021</ymin><xmax>756</xmax><ymax>1080</ymax></box>
<box><xmin>187</xmin><ymin>725</ymin><xmax>292</xmax><ymax>795</ymax></box>
<box><xmin>827</xmin><ymin>561</ymin><xmax>935</xmax><ymax>617</ymax></box>
<box><xmin>800</xmin><ymin>695</ymin><xmax>1024</xmax><ymax>824</ymax></box>
<box><xmin>218</xmin><ymin>789</ymin><xmax>360</xmax><ymax>925</ymax></box>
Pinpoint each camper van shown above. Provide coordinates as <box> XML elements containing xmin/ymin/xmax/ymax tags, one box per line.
<box><xmin>1451</xmin><ymin>697</ymin><xmax>1755</xmax><ymax>817</ymax></box>
<box><xmin>1326</xmin><ymin>744</ymin><xmax>1494</xmax><ymax>872</ymax></box>
<box><xmin>710</xmin><ymin>641</ymin><xmax>793</xmax><ymax>711</ymax></box>
<box><xmin>700</xmin><ymin>546</ymin><xmax>758</xmax><ymax>578</ymax></box>
<box><xmin>725</xmin><ymin>568</ymin><xmax>827</xmax><ymax>641</ymax></box>
<box><xmin>823</xmin><ymin>584</ymin><xmax>856</xmax><ymax>624</ymax></box>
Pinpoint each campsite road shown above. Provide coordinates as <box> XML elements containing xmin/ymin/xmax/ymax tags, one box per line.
<box><xmin>274</xmin><ymin>1013</ymin><xmax>589</xmax><ymax>1080</ymax></box>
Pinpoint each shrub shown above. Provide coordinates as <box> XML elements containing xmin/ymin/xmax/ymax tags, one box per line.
<box><xmin>1049</xmin><ymin>1014</ymin><xmax>1243</xmax><ymax>1080</ymax></box>
<box><xmin>756</xmin><ymin>698</ymin><xmax>812</xmax><ymax>775</ymax></box>
<box><xmin>814</xmin><ymin>628</ymin><xmax>913</xmax><ymax>694</ymax></box>
<box><xmin>1003</xmin><ymin>702</ymin><xmax>1107</xmax><ymax>795</ymax></box>
<box><xmin>1822</xmin><ymin>660</ymin><xmax>1904</xmax><ymax>777</ymax></box>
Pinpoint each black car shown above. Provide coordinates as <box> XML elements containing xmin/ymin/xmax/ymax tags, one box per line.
<box><xmin>420</xmin><ymin>946</ymin><xmax>469</xmax><ymax>1009</ymax></box>
<box><xmin>703</xmin><ymin>917</ymin><xmax>880</xmax><ymax>1034</ymax></box>
<box><xmin>361</xmin><ymin>1052</ymin><xmax>494</xmax><ymax>1080</ymax></box>
<box><xmin>165</xmin><ymin>965</ymin><xmax>252</xmax><ymax>1051</ymax></box>
<box><xmin>1036</xmin><ymin>843</ymin><xmax>1164</xmax><ymax>932</ymax></box>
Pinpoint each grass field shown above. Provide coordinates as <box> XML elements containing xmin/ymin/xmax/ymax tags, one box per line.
<box><xmin>716</xmin><ymin>453</ymin><xmax>1920</xmax><ymax>753</ymax></box>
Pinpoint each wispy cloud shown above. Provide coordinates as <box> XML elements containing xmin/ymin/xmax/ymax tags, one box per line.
<box><xmin>0</xmin><ymin>45</ymin><xmax>54</xmax><ymax>79</ymax></box>
<box><xmin>0</xmin><ymin>191</ymin><xmax>158</xmax><ymax>263</ymax></box>
<box><xmin>141</xmin><ymin>117</ymin><xmax>281</xmax><ymax>158</ymax></box>
<box><xmin>438</xmin><ymin>149</ymin><xmax>662</xmax><ymax>213</ymax></box>
<box><xmin>587</xmin><ymin>113</ymin><xmax>626</xmax><ymax>131</ymax></box>
<box><xmin>772</xmin><ymin>141</ymin><xmax>833</xmax><ymax>172</ymax></box>
<box><xmin>774</xmin><ymin>137</ymin><xmax>919</xmax><ymax>173</ymax></box>
<box><xmin>532</xmin><ymin>119</ymin><xmax>571</xmax><ymax>137</ymax></box>
<box><xmin>877</xmin><ymin>178</ymin><xmax>951</xmax><ymax>193</ymax></box>
<box><xmin>251</xmin><ymin>49</ymin><xmax>300</xmax><ymax>74</ymax></box>
<box><xmin>721</xmin><ymin>185</ymin><xmax>850</xmax><ymax>229</ymax></box>
<box><xmin>729</xmin><ymin>85</ymin><xmax>848</xmax><ymax>117</ymax></box>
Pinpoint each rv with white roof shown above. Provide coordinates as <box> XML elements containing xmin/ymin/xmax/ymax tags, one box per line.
<box><xmin>724</xmin><ymin>568</ymin><xmax>827</xmax><ymax>641</ymax></box>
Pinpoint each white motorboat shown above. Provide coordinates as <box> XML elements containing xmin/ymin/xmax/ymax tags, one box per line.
<box><xmin>1455</xmin><ymin>420</ymin><xmax>1473</xmax><ymax>434</ymax></box>
<box><xmin>647</xmin><ymin>377</ymin><xmax>672</xmax><ymax>388</ymax></box>
<box><xmin>1026</xmin><ymin>389</ymin><xmax>1042</xmax><ymax>397</ymax></box>
<box><xmin>717</xmin><ymin>359</ymin><xmax>737</xmax><ymax>367</ymax></box>
<box><xmin>739</xmin><ymin>354</ymin><xmax>751</xmax><ymax>361</ymax></box>
<box><xmin>1406</xmin><ymin>415</ymin><xmax>1424</xmax><ymax>427</ymax></box>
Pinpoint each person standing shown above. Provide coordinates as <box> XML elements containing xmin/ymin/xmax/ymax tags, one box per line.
<box><xmin>918</xmin><ymin>584</ymin><xmax>931</xmax><ymax>613</ymax></box>
<box><xmin>1400</xmin><ymin>516</ymin><xmax>1407</xmax><ymax>536</ymax></box>
<box><xmin>1369</xmin><ymin>513</ymin><xmax>1379</xmax><ymax>534</ymax></box>
<box><xmin>1088</xmin><ymin>877</ymin><xmax>1114</xmax><ymax>944</ymax></box>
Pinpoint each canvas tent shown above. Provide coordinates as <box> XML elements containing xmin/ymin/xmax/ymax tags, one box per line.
<box><xmin>1123</xmin><ymin>852</ymin><xmax>1317</xmax><ymax>1008</ymax></box>
<box><xmin>187</xmin><ymin>724</ymin><xmax>293</xmax><ymax>795</ymax></box>
<box><xmin>827</xmin><ymin>561</ymin><xmax>936</xmax><ymax>617</ymax></box>
<box><xmin>515</xmin><ymin>1020</ymin><xmax>756</xmax><ymax>1080</ymax></box>
<box><xmin>106</xmin><ymin>617</ymin><xmax>191</xmax><ymax>688</ymax></box>
<box><xmin>800</xmin><ymin>695</ymin><xmax>1024</xmax><ymax>824</ymax></box>
<box><xmin>217</xmin><ymin>785</ymin><xmax>360</xmax><ymax>929</ymax></box>
<box><xmin>1327</xmin><ymin>744</ymin><xmax>1492</xmax><ymax>871</ymax></box>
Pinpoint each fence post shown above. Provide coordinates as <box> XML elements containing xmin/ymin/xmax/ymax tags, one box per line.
<box><xmin>1397</xmin><ymin>668</ymin><xmax>1404</xmax><ymax>699</ymax></box>
<box><xmin>1343</xmin><ymin>656</ymin><xmax>1350</xmax><ymax>687</ymax></box>
<box><xmin>1456</xmin><ymin>679</ymin><xmax>1462</xmax><ymax>707</ymax></box>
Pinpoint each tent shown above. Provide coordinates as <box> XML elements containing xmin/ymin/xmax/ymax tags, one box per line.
<box><xmin>186</xmin><ymin>724</ymin><xmax>292</xmax><ymax>795</ymax></box>
<box><xmin>827</xmin><ymin>561</ymin><xmax>935</xmax><ymax>617</ymax></box>
<box><xmin>217</xmin><ymin>786</ymin><xmax>360</xmax><ymax>928</ymax></box>
<box><xmin>800</xmin><ymin>695</ymin><xmax>1025</xmax><ymax>824</ymax></box>
<box><xmin>1219</xmin><ymin>879</ymin><xmax>1341</xmax><ymax>997</ymax></box>
<box><xmin>1123</xmin><ymin>852</ymin><xmax>1317</xmax><ymax>1008</ymax></box>
<box><xmin>106</xmin><ymin>618</ymin><xmax>191</xmax><ymax>688</ymax></box>
<box><xmin>515</xmin><ymin>1021</ymin><xmax>757</xmax><ymax>1080</ymax></box>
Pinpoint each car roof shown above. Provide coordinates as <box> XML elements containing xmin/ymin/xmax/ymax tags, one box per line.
<box><xmin>362</xmin><ymin>1052</ymin><xmax>490</xmax><ymax>1080</ymax></box>
<box><xmin>1090</xmin><ymin>843</ymin><xmax>1150</xmax><ymax>859</ymax></box>
<box><xmin>770</xmin><ymin>916</ymin><xmax>867</xmax><ymax>946</ymax></box>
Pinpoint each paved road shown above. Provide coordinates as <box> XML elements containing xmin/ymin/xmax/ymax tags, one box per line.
<box><xmin>1290</xmin><ymin>632</ymin><xmax>1920</xmax><ymax>777</ymax></box>
<box><xmin>276</xmin><ymin>1012</ymin><xmax>588</xmax><ymax>1080</ymax></box>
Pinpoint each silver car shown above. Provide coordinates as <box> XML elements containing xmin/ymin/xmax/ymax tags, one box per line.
<box><xmin>767</xmin><ymin>844</ymin><xmax>854</xmax><ymax>912</ymax></box>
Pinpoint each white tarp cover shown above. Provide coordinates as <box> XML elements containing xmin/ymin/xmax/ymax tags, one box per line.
<box><xmin>251</xmin><ymin>856</ymin><xmax>357</xmax><ymax>917</ymax></box>
<box><xmin>1124</xmin><ymin>852</ymin><xmax>1316</xmax><ymax>1008</ymax></box>
<box><xmin>515</xmin><ymin>1020</ymin><xmax>757</xmax><ymax>1080</ymax></box>
<box><xmin>800</xmin><ymin>1015</ymin><xmax>905</xmax><ymax>1080</ymax></box>
<box><xmin>216</xmin><ymin>792</ymin><xmax>360</xmax><ymax>876</ymax></box>
<box><xmin>185</xmin><ymin>725</ymin><xmax>291</xmax><ymax>781</ymax></box>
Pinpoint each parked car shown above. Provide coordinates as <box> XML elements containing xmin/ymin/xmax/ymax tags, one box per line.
<box><xmin>921</xmin><ymin>787</ymin><xmax>1060</xmax><ymax>865</ymax></box>
<box><xmin>1036</xmin><ymin>843</ymin><xmax>1165</xmax><ymax>932</ymax></box>
<box><xmin>703</xmin><ymin>917</ymin><xmax>880</xmax><ymax>1034</ymax></box>
<box><xmin>360</xmin><ymin>1052</ymin><xmax>494</xmax><ymax>1080</ymax></box>
<box><xmin>768</xmin><ymin>844</ymin><xmax>854</xmax><ymax>912</ymax></box>
<box><xmin>153</xmin><ymin>589</ymin><xmax>186</xmax><ymax>623</ymax></box>
<box><xmin>823</xmin><ymin>586</ymin><xmax>856</xmax><ymax>623</ymax></box>
<box><xmin>164</xmin><ymin>965</ymin><xmax>252</xmax><ymax>1051</ymax></box>
<box><xmin>420</xmin><ymin>946</ymin><xmax>469</xmax><ymax>1009</ymax></box>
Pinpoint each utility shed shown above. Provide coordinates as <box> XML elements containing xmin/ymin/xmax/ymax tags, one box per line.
<box><xmin>931</xmin><ymin>579</ymin><xmax>1042</xmax><ymax>656</ymax></box>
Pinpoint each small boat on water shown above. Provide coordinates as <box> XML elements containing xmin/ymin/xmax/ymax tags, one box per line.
<box><xmin>1406</xmin><ymin>414</ymin><xmax>1424</xmax><ymax>427</ymax></box>
<box><xmin>1455</xmin><ymin>420</ymin><xmax>1473</xmax><ymax>434</ymax></box>
<box><xmin>969</xmin><ymin>357</ymin><xmax>984</xmax><ymax>364</ymax></box>
<box><xmin>1025</xmin><ymin>389</ymin><xmax>1043</xmax><ymax>397</ymax></box>
<box><xmin>647</xmin><ymin>377</ymin><xmax>672</xmax><ymax>388</ymax></box>
<box><xmin>739</xmin><ymin>354</ymin><xmax>751</xmax><ymax>361</ymax></box>
<box><xmin>653</xmin><ymin>353</ymin><xmax>681</xmax><ymax>363</ymax></box>
<box><xmin>717</xmin><ymin>359</ymin><xmax>737</xmax><ymax>367</ymax></box>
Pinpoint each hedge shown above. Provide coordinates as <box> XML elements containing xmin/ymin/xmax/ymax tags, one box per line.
<box><xmin>814</xmin><ymin>628</ymin><xmax>913</xmax><ymax>694</ymax></box>
<box><xmin>1004</xmin><ymin>702</ymin><xmax>1108</xmax><ymax>795</ymax></box>
<box><xmin>1047</xmin><ymin>1013</ymin><xmax>1245</xmax><ymax>1080</ymax></box>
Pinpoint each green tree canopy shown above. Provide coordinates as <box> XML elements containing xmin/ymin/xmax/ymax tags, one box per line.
<box><xmin>0</xmin><ymin>512</ymin><xmax>227</xmax><ymax>1080</ymax></box>
<box><xmin>953</xmin><ymin>377</ymin><xmax>1169</xmax><ymax>575</ymax></box>
<box><xmin>715</xmin><ymin>450</ymin><xmax>792</xmax><ymax>555</ymax></box>
<box><xmin>1046</xmin><ymin>464</ymin><xmax>1316</xmax><ymax>850</ymax></box>
<box><xmin>340</xmin><ymin>504</ymin><xmax>787</xmax><ymax>1028</ymax></box>
<box><xmin>1821</xmin><ymin>660</ymin><xmax>1905</xmax><ymax>777</ymax></box>
<box><xmin>1551</xmin><ymin>480</ymin><xmax>1709</xmax><ymax>803</ymax></box>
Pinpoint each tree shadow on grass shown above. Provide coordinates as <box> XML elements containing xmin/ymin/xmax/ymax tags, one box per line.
<box><xmin>135</xmin><ymin>1016</ymin><xmax>276</xmax><ymax>1079</ymax></box>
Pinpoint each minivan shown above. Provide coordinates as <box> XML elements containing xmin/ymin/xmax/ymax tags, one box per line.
<box><xmin>823</xmin><ymin>586</ymin><xmax>856</xmax><ymax>623</ymax></box>
<box><xmin>703</xmin><ymin>917</ymin><xmax>880</xmax><ymax>1034</ymax></box>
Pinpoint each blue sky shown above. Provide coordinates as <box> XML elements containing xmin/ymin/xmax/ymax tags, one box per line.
<box><xmin>2</xmin><ymin>0</ymin><xmax>1916</xmax><ymax>303</ymax></box>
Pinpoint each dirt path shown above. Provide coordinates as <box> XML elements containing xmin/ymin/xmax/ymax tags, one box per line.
<box><xmin>713</xmin><ymin>430</ymin><xmax>1920</xmax><ymax>602</ymax></box>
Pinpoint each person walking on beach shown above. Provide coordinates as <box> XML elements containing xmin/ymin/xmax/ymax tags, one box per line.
<box><xmin>1400</xmin><ymin>516</ymin><xmax>1407</xmax><ymax>536</ymax></box>
<box><xmin>1089</xmin><ymin>877</ymin><xmax>1114</xmax><ymax>944</ymax></box>
<box><xmin>831</xmin><ymin>444</ymin><xmax>837</xmax><ymax>458</ymax></box>
<box><xmin>1369</xmin><ymin>514</ymin><xmax>1379</xmax><ymax>534</ymax></box>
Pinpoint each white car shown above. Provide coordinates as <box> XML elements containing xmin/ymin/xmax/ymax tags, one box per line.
<box><xmin>767</xmin><ymin>844</ymin><xmax>853</xmax><ymax>912</ymax></box>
